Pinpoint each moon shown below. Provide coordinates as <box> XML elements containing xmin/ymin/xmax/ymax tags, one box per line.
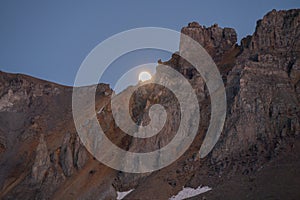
<box><xmin>138</xmin><ymin>71</ymin><xmax>152</xmax><ymax>82</ymax></box>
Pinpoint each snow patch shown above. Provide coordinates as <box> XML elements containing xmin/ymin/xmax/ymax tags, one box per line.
<box><xmin>97</xmin><ymin>106</ymin><xmax>104</xmax><ymax>114</ymax></box>
<box><xmin>117</xmin><ymin>189</ymin><xmax>134</xmax><ymax>200</ymax></box>
<box><xmin>169</xmin><ymin>186</ymin><xmax>211</xmax><ymax>200</ymax></box>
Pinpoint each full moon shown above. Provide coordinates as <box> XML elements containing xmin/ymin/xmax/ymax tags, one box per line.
<box><xmin>138</xmin><ymin>71</ymin><xmax>152</xmax><ymax>82</ymax></box>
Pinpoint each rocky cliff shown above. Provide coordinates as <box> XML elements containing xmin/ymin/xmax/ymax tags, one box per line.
<box><xmin>0</xmin><ymin>9</ymin><xmax>299</xmax><ymax>200</ymax></box>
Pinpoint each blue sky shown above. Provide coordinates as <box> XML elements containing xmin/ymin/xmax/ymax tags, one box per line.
<box><xmin>0</xmin><ymin>0</ymin><xmax>299</xmax><ymax>89</ymax></box>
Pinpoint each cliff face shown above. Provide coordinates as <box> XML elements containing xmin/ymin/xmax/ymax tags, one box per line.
<box><xmin>0</xmin><ymin>9</ymin><xmax>300</xmax><ymax>200</ymax></box>
<box><xmin>127</xmin><ymin>9</ymin><xmax>300</xmax><ymax>200</ymax></box>
<box><xmin>180</xmin><ymin>22</ymin><xmax>237</xmax><ymax>63</ymax></box>
<box><xmin>210</xmin><ymin>8</ymin><xmax>300</xmax><ymax>173</ymax></box>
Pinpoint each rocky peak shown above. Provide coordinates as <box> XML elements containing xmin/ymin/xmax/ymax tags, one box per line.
<box><xmin>180</xmin><ymin>22</ymin><xmax>238</xmax><ymax>63</ymax></box>
<box><xmin>239</xmin><ymin>9</ymin><xmax>300</xmax><ymax>95</ymax></box>
<box><xmin>160</xmin><ymin>22</ymin><xmax>240</xmax><ymax>82</ymax></box>
<box><xmin>247</xmin><ymin>9</ymin><xmax>300</xmax><ymax>53</ymax></box>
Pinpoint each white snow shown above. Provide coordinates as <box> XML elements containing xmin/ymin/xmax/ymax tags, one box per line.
<box><xmin>169</xmin><ymin>186</ymin><xmax>212</xmax><ymax>200</ymax></box>
<box><xmin>116</xmin><ymin>189</ymin><xmax>134</xmax><ymax>200</ymax></box>
<box><xmin>97</xmin><ymin>106</ymin><xmax>104</xmax><ymax>114</ymax></box>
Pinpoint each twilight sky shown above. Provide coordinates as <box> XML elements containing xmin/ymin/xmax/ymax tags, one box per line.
<box><xmin>0</xmin><ymin>0</ymin><xmax>299</xmax><ymax>90</ymax></box>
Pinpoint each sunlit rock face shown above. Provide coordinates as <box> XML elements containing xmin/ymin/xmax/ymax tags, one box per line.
<box><xmin>0</xmin><ymin>9</ymin><xmax>300</xmax><ymax>200</ymax></box>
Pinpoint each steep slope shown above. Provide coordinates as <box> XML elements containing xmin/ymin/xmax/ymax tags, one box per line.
<box><xmin>0</xmin><ymin>72</ymin><xmax>119</xmax><ymax>199</ymax></box>
<box><xmin>124</xmin><ymin>9</ymin><xmax>300</xmax><ymax>199</ymax></box>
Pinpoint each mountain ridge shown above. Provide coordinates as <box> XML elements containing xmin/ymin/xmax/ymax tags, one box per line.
<box><xmin>0</xmin><ymin>8</ymin><xmax>300</xmax><ymax>200</ymax></box>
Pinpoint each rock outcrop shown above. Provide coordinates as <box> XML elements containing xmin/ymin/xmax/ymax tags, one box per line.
<box><xmin>32</xmin><ymin>134</ymin><xmax>51</xmax><ymax>183</ymax></box>
<box><xmin>207</xmin><ymin>8</ymin><xmax>300</xmax><ymax>177</ymax></box>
